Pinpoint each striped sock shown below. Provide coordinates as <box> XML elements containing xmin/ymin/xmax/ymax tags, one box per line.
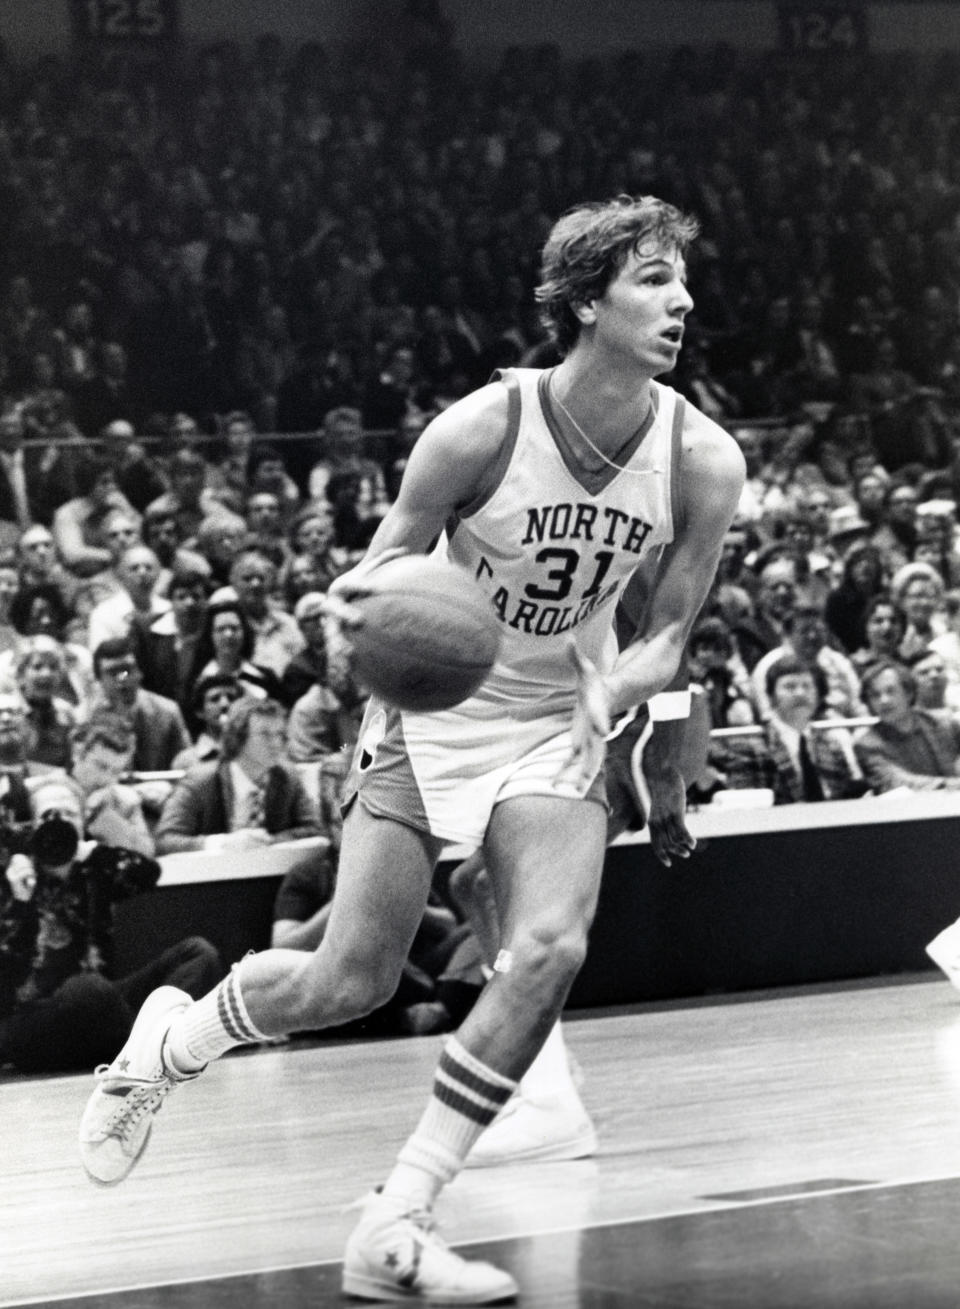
<box><xmin>162</xmin><ymin>963</ymin><xmax>268</xmax><ymax>1074</ymax></box>
<box><xmin>383</xmin><ymin>1036</ymin><xmax>517</xmax><ymax>1209</ymax></box>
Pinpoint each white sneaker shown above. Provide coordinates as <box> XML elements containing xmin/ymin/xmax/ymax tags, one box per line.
<box><xmin>464</xmin><ymin>1091</ymin><xmax>597</xmax><ymax>1168</ymax></box>
<box><xmin>342</xmin><ymin>1191</ymin><xmax>517</xmax><ymax>1304</ymax></box>
<box><xmin>79</xmin><ymin>986</ymin><xmax>199</xmax><ymax>1185</ymax></box>
<box><xmin>927</xmin><ymin>921</ymin><xmax>960</xmax><ymax>993</ymax></box>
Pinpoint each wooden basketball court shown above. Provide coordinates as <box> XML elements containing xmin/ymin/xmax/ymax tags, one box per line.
<box><xmin>5</xmin><ymin>972</ymin><xmax>960</xmax><ymax>1307</ymax></box>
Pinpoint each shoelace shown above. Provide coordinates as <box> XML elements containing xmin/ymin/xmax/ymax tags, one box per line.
<box><xmin>93</xmin><ymin>1068</ymin><xmax>174</xmax><ymax>1143</ymax></box>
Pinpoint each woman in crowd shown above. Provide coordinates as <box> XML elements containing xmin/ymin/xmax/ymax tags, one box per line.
<box><xmin>13</xmin><ymin>634</ymin><xmax>78</xmax><ymax>768</ymax></box>
<box><xmin>184</xmin><ymin>596</ymin><xmax>281</xmax><ymax>730</ymax></box>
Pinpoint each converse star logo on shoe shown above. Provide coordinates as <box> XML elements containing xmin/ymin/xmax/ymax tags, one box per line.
<box><xmin>118</xmin><ymin>1058</ymin><xmax>130</xmax><ymax>1073</ymax></box>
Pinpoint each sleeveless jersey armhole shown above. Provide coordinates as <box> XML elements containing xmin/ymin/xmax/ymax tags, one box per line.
<box><xmin>669</xmin><ymin>394</ymin><xmax>686</xmax><ymax>537</ymax></box>
<box><xmin>454</xmin><ymin>368</ymin><xmax>523</xmax><ymax>521</ymax></box>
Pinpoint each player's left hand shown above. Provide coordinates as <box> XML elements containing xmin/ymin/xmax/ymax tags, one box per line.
<box><xmin>647</xmin><ymin>762</ymin><xmax>696</xmax><ymax>868</ymax></box>
<box><xmin>554</xmin><ymin>642</ymin><xmax>611</xmax><ymax>797</ymax></box>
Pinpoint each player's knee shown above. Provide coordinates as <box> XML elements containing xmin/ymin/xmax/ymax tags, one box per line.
<box><xmin>296</xmin><ymin>947</ymin><xmax>403</xmax><ymax>1026</ymax></box>
<box><xmin>509</xmin><ymin>921</ymin><xmax>588</xmax><ymax>993</ymax></box>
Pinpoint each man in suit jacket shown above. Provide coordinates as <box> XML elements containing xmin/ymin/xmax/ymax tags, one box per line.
<box><xmin>89</xmin><ymin>636</ymin><xmax>191</xmax><ymax>774</ymax></box>
<box><xmin>855</xmin><ymin>658</ymin><xmax>960</xmax><ymax>792</ymax></box>
<box><xmin>719</xmin><ymin>654</ymin><xmax>866</xmax><ymax>803</ymax></box>
<box><xmin>155</xmin><ymin>696</ymin><xmax>323</xmax><ymax>854</ymax></box>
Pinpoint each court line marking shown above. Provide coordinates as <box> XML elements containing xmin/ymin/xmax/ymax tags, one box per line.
<box><xmin>7</xmin><ymin>1169</ymin><xmax>960</xmax><ymax>1308</ymax></box>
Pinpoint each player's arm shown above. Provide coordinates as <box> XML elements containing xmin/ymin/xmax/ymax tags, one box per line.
<box><xmin>324</xmin><ymin>385</ymin><xmax>510</xmax><ymax>614</ymax></box>
<box><xmin>604</xmin><ymin>413</ymin><xmax>745</xmax><ymax>718</ymax></box>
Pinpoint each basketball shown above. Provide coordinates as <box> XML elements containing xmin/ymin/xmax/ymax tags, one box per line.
<box><xmin>348</xmin><ymin>555</ymin><xmax>501</xmax><ymax>712</ymax></box>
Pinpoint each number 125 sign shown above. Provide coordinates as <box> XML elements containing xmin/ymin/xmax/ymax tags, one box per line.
<box><xmin>71</xmin><ymin>0</ymin><xmax>179</xmax><ymax>42</ymax></box>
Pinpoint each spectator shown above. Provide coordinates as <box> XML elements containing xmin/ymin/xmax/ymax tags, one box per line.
<box><xmin>244</xmin><ymin>490</ymin><xmax>291</xmax><ymax>570</ymax></box>
<box><xmin>192</xmin><ymin>509</ymin><xmax>248</xmax><ymax>587</ymax></box>
<box><xmin>0</xmin><ymin>688</ymin><xmax>63</xmax><ymax>789</ymax></box>
<box><xmin>246</xmin><ymin>443</ymin><xmax>301</xmax><ymax>525</ymax></box>
<box><xmin>69</xmin><ymin>713</ymin><xmax>153</xmax><ymax>855</ymax></box>
<box><xmin>279</xmin><ymin>591</ymin><xmax>329</xmax><ymax>707</ymax></box>
<box><xmin>824</xmin><ymin>541</ymin><xmax>888</xmax><ymax>655</ymax></box>
<box><xmin>131</xmin><ymin>564</ymin><xmax>210</xmax><ymax>711</ymax></box>
<box><xmin>751</xmin><ymin>602</ymin><xmax>866</xmax><ymax>721</ymax></box>
<box><xmin>144</xmin><ymin>445</ymin><xmax>227</xmax><ymax>542</ymax></box>
<box><xmin>905</xmin><ymin>646</ymin><xmax>960</xmax><ymax>713</ymax></box>
<box><xmin>98</xmin><ymin>420</ymin><xmax>168</xmax><ymax>513</ymax></box>
<box><xmin>719</xmin><ymin>655</ymin><xmax>865</xmax><ymax>803</ymax></box>
<box><xmin>50</xmin><ymin>456</ymin><xmax>137</xmax><ymax>579</ymax></box>
<box><xmin>855</xmin><ymin>658</ymin><xmax>960</xmax><ymax>792</ymax></box>
<box><xmin>850</xmin><ymin>594</ymin><xmax>907</xmax><ymax>676</ymax></box>
<box><xmin>891</xmin><ymin>561</ymin><xmax>947</xmax><ymax>661</ymax></box>
<box><xmin>86</xmin><ymin>544</ymin><xmax>169</xmax><ymax>654</ymax></box>
<box><xmin>305</xmin><ymin>405</ymin><xmax>388</xmax><ymax>512</ymax></box>
<box><xmin>687</xmin><ymin>614</ymin><xmax>758</xmax><ymax>729</ymax></box>
<box><xmin>155</xmin><ymin>696</ymin><xmax>322</xmax><ymax>854</ymax></box>
<box><xmin>16</xmin><ymin>524</ymin><xmax>79</xmax><ymax>612</ymax></box>
<box><xmin>731</xmin><ymin>552</ymin><xmax>800</xmax><ymax>672</ymax></box>
<box><xmin>185</xmin><ymin>594</ymin><xmax>283</xmax><ymax>711</ymax></box>
<box><xmin>930</xmin><ymin>588</ymin><xmax>960</xmax><ymax>690</ymax></box>
<box><xmin>172</xmin><ymin>673</ymin><xmax>244</xmax><ymax>770</ymax></box>
<box><xmin>0</xmin><ymin>772</ymin><xmax>221</xmax><ymax>1073</ymax></box>
<box><xmin>0</xmin><ymin>405</ymin><xmax>40</xmax><ymax>531</ymax></box>
<box><xmin>13</xmin><ymin>635</ymin><xmax>77</xmax><ymax>770</ymax></box>
<box><xmin>228</xmin><ymin>547</ymin><xmax>304</xmax><ymax>679</ymax></box>
<box><xmin>89</xmin><ymin>636</ymin><xmax>191</xmax><ymax>775</ymax></box>
<box><xmin>6</xmin><ymin>582</ymin><xmax>94</xmax><ymax>708</ymax></box>
<box><xmin>871</xmin><ymin>480</ymin><xmax>919</xmax><ymax>573</ymax></box>
<box><xmin>71</xmin><ymin>340</ymin><xmax>138</xmax><ymax>438</ymax></box>
<box><xmin>286</xmin><ymin>502</ymin><xmax>349</xmax><ymax>593</ymax></box>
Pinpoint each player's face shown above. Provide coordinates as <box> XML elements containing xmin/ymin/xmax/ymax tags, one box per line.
<box><xmin>590</xmin><ymin>244</ymin><xmax>693</xmax><ymax>374</ymax></box>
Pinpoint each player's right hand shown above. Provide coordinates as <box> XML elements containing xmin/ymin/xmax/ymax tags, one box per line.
<box><xmin>6</xmin><ymin>853</ymin><xmax>37</xmax><ymax>901</ymax></box>
<box><xmin>646</xmin><ymin>763</ymin><xmax>696</xmax><ymax>868</ymax></box>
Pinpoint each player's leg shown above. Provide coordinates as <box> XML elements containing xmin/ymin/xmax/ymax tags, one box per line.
<box><xmin>344</xmin><ymin>792</ymin><xmax>604</xmax><ymax>1304</ymax></box>
<box><xmin>79</xmin><ymin>803</ymin><xmax>440</xmax><ymax>1184</ymax></box>
<box><xmin>449</xmin><ymin>851</ymin><xmax>596</xmax><ymax>1167</ymax></box>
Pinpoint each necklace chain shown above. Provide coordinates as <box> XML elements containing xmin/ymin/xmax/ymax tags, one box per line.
<box><xmin>550</xmin><ymin>379</ymin><xmax>656</xmax><ymax>478</ymax></box>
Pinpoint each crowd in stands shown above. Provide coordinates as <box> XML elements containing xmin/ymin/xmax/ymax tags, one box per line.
<box><xmin>4</xmin><ymin>24</ymin><xmax>960</xmax><ymax>1068</ymax></box>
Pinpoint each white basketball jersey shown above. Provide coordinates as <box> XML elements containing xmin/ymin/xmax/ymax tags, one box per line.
<box><xmin>440</xmin><ymin>367</ymin><xmax>685</xmax><ymax>717</ymax></box>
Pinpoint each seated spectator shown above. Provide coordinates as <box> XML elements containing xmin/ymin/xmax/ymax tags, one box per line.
<box><xmin>687</xmin><ymin>615</ymin><xmax>758</xmax><ymax>729</ymax></box>
<box><xmin>306</xmin><ymin>405</ymin><xmax>388</xmax><ymax>512</ymax></box>
<box><xmin>891</xmin><ymin>561</ymin><xmax>948</xmax><ymax>661</ymax></box>
<box><xmin>131</xmin><ymin>563</ymin><xmax>209</xmax><ymax>711</ymax></box>
<box><xmin>70</xmin><ymin>713</ymin><xmax>153</xmax><ymax>855</ymax></box>
<box><xmin>718</xmin><ymin>655</ymin><xmax>866</xmax><ymax>803</ymax></box>
<box><xmin>6</xmin><ymin>582</ymin><xmax>94</xmax><ymax>708</ymax></box>
<box><xmin>904</xmin><ymin>647</ymin><xmax>960</xmax><ymax>714</ymax></box>
<box><xmin>0</xmin><ymin>550</ymin><xmax>20</xmax><ymax>657</ymax></box>
<box><xmin>142</xmin><ymin>503</ymin><xmax>184</xmax><ymax>574</ymax></box>
<box><xmin>751</xmin><ymin>603</ymin><xmax>866</xmax><ymax>721</ymax></box>
<box><xmin>98</xmin><ymin>420</ymin><xmax>168</xmax><ymax>513</ymax></box>
<box><xmin>244</xmin><ymin>490</ymin><xmax>291</xmax><ymax>571</ymax></box>
<box><xmin>228</xmin><ymin>547</ymin><xmax>304</xmax><ymax>678</ymax></box>
<box><xmin>155</xmin><ymin>697</ymin><xmax>323</xmax><ymax>854</ymax></box>
<box><xmin>50</xmin><ymin>455</ymin><xmax>137</xmax><ymax>579</ymax></box>
<box><xmin>14</xmin><ymin>635</ymin><xmax>77</xmax><ymax>769</ymax></box>
<box><xmin>172</xmin><ymin>673</ymin><xmax>245</xmax><ymax>770</ymax></box>
<box><xmin>855</xmin><ymin>659</ymin><xmax>960</xmax><ymax>792</ymax></box>
<box><xmin>327</xmin><ymin>469</ymin><xmax>380</xmax><ymax>562</ymax></box>
<box><xmin>88</xmin><ymin>636</ymin><xmax>191</xmax><ymax>775</ymax></box>
<box><xmin>16</xmin><ymin>523</ymin><xmax>80</xmax><ymax>612</ymax></box>
<box><xmin>930</xmin><ymin>588</ymin><xmax>960</xmax><ymax>690</ymax></box>
<box><xmin>0</xmin><ymin>772</ymin><xmax>221</xmax><ymax>1073</ymax></box>
<box><xmin>271</xmin><ymin>854</ymin><xmax>480</xmax><ymax>1037</ymax></box>
<box><xmin>192</xmin><ymin>509</ymin><xmax>248</xmax><ymax>587</ymax></box>
<box><xmin>823</xmin><ymin>542</ymin><xmax>888</xmax><ymax>655</ymax></box>
<box><xmin>207</xmin><ymin>409</ymin><xmax>257</xmax><ymax>512</ymax></box>
<box><xmin>246</xmin><ymin>443</ymin><xmax>301</xmax><ymax>525</ymax></box>
<box><xmin>870</xmin><ymin>480</ymin><xmax>919</xmax><ymax>574</ymax></box>
<box><xmin>0</xmin><ymin>688</ymin><xmax>65</xmax><ymax>788</ymax></box>
<box><xmin>186</xmin><ymin>594</ymin><xmax>283</xmax><ymax>714</ymax></box>
<box><xmin>86</xmin><ymin>543</ymin><xmax>170</xmax><ymax>653</ymax></box>
<box><xmin>280</xmin><ymin>591</ymin><xmax>329</xmax><ymax>707</ymax></box>
<box><xmin>731</xmin><ymin>552</ymin><xmax>800</xmax><ymax>673</ymax></box>
<box><xmin>286</xmin><ymin>502</ymin><xmax>349</xmax><ymax>593</ymax></box>
<box><xmin>145</xmin><ymin>444</ymin><xmax>229</xmax><ymax>542</ymax></box>
<box><xmin>850</xmin><ymin>594</ymin><xmax>907</xmax><ymax>675</ymax></box>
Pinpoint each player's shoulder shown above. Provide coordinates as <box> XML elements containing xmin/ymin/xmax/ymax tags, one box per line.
<box><xmin>677</xmin><ymin>396</ymin><xmax>746</xmax><ymax>487</ymax></box>
<box><xmin>420</xmin><ymin>371</ymin><xmax>522</xmax><ymax>451</ymax></box>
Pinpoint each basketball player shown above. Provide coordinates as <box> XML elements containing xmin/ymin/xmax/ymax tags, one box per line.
<box><xmin>79</xmin><ymin>195</ymin><xmax>745</xmax><ymax>1305</ymax></box>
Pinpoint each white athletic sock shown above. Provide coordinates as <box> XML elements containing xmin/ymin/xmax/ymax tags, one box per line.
<box><xmin>163</xmin><ymin>964</ymin><xmax>269</xmax><ymax>1075</ymax></box>
<box><xmin>518</xmin><ymin>1020</ymin><xmax>578</xmax><ymax>1102</ymax></box>
<box><xmin>383</xmin><ymin>1036</ymin><xmax>517</xmax><ymax>1209</ymax></box>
